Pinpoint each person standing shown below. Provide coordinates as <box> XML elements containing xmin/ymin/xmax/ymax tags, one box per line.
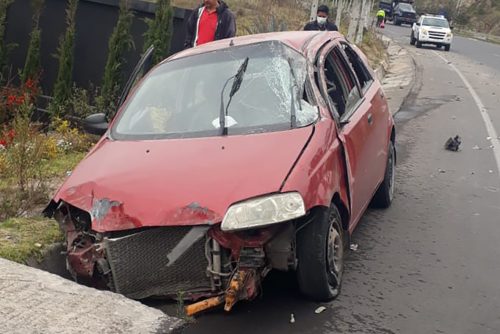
<box><xmin>184</xmin><ymin>0</ymin><xmax>236</xmax><ymax>48</ymax></box>
<box><xmin>304</xmin><ymin>5</ymin><xmax>339</xmax><ymax>31</ymax></box>
<box><xmin>376</xmin><ymin>8</ymin><xmax>386</xmax><ymax>27</ymax></box>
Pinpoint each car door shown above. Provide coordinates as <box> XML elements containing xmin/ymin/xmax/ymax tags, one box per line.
<box><xmin>114</xmin><ymin>46</ymin><xmax>155</xmax><ymax>116</ymax></box>
<box><xmin>317</xmin><ymin>42</ymin><xmax>387</xmax><ymax>227</ymax></box>
<box><xmin>340</xmin><ymin>42</ymin><xmax>390</xmax><ymax>201</ymax></box>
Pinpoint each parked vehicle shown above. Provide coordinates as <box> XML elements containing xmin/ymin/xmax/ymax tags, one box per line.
<box><xmin>379</xmin><ymin>0</ymin><xmax>414</xmax><ymax>21</ymax></box>
<box><xmin>411</xmin><ymin>14</ymin><xmax>453</xmax><ymax>51</ymax></box>
<box><xmin>44</xmin><ymin>31</ymin><xmax>396</xmax><ymax>315</ymax></box>
<box><xmin>393</xmin><ymin>2</ymin><xmax>417</xmax><ymax>26</ymax></box>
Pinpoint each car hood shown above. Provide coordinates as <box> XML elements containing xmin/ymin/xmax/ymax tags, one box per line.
<box><xmin>53</xmin><ymin>127</ymin><xmax>313</xmax><ymax>232</ymax></box>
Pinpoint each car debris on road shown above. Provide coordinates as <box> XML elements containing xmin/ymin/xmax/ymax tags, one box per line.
<box><xmin>445</xmin><ymin>135</ymin><xmax>462</xmax><ymax>151</ymax></box>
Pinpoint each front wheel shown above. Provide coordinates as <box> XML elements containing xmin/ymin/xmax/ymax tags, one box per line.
<box><xmin>416</xmin><ymin>39</ymin><xmax>422</xmax><ymax>48</ymax></box>
<box><xmin>372</xmin><ymin>140</ymin><xmax>396</xmax><ymax>208</ymax></box>
<box><xmin>410</xmin><ymin>33</ymin><xmax>416</xmax><ymax>45</ymax></box>
<box><xmin>297</xmin><ymin>206</ymin><xmax>345</xmax><ymax>301</ymax></box>
<box><xmin>444</xmin><ymin>44</ymin><xmax>451</xmax><ymax>51</ymax></box>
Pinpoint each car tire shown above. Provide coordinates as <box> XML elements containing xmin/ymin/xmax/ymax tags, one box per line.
<box><xmin>410</xmin><ymin>33</ymin><xmax>416</xmax><ymax>45</ymax></box>
<box><xmin>444</xmin><ymin>44</ymin><xmax>451</xmax><ymax>51</ymax></box>
<box><xmin>416</xmin><ymin>39</ymin><xmax>422</xmax><ymax>48</ymax></box>
<box><xmin>372</xmin><ymin>140</ymin><xmax>396</xmax><ymax>208</ymax></box>
<box><xmin>297</xmin><ymin>205</ymin><xmax>345</xmax><ymax>301</ymax></box>
<box><xmin>395</xmin><ymin>17</ymin><xmax>401</xmax><ymax>25</ymax></box>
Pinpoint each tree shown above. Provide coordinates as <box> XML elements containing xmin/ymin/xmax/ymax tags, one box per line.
<box><xmin>21</xmin><ymin>0</ymin><xmax>44</xmax><ymax>83</ymax></box>
<box><xmin>0</xmin><ymin>0</ymin><xmax>14</xmax><ymax>83</ymax></box>
<box><xmin>100</xmin><ymin>0</ymin><xmax>134</xmax><ymax>111</ymax></box>
<box><xmin>51</xmin><ymin>0</ymin><xmax>78</xmax><ymax>115</ymax></box>
<box><xmin>143</xmin><ymin>0</ymin><xmax>173</xmax><ymax>65</ymax></box>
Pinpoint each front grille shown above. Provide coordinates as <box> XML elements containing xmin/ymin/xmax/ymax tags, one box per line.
<box><xmin>429</xmin><ymin>32</ymin><xmax>446</xmax><ymax>40</ymax></box>
<box><xmin>403</xmin><ymin>13</ymin><xmax>415</xmax><ymax>18</ymax></box>
<box><xmin>105</xmin><ymin>227</ymin><xmax>212</xmax><ymax>299</ymax></box>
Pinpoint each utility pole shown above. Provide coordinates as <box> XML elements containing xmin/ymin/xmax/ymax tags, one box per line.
<box><xmin>310</xmin><ymin>0</ymin><xmax>319</xmax><ymax>21</ymax></box>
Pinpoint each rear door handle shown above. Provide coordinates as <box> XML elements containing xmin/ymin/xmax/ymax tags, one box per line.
<box><xmin>367</xmin><ymin>113</ymin><xmax>373</xmax><ymax>125</ymax></box>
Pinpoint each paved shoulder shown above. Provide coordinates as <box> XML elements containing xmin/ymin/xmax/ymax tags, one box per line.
<box><xmin>379</xmin><ymin>36</ymin><xmax>416</xmax><ymax>115</ymax></box>
<box><xmin>0</xmin><ymin>258</ymin><xmax>185</xmax><ymax>334</ymax></box>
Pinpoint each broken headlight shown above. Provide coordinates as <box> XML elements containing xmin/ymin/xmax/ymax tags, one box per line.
<box><xmin>221</xmin><ymin>192</ymin><xmax>306</xmax><ymax>231</ymax></box>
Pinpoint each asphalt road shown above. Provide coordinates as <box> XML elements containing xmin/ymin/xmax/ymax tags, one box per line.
<box><xmin>153</xmin><ymin>26</ymin><xmax>500</xmax><ymax>334</ymax></box>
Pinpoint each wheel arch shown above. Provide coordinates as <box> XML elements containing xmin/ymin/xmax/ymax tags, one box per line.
<box><xmin>332</xmin><ymin>193</ymin><xmax>350</xmax><ymax>233</ymax></box>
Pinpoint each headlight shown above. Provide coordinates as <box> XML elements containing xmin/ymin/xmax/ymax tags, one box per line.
<box><xmin>221</xmin><ymin>192</ymin><xmax>306</xmax><ymax>231</ymax></box>
<box><xmin>446</xmin><ymin>32</ymin><xmax>452</xmax><ymax>37</ymax></box>
<box><xmin>421</xmin><ymin>29</ymin><xmax>428</xmax><ymax>34</ymax></box>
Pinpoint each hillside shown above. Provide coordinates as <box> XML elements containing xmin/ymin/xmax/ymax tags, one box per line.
<box><xmin>414</xmin><ymin>0</ymin><xmax>500</xmax><ymax>35</ymax></box>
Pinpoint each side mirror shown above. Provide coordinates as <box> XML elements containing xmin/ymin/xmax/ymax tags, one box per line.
<box><xmin>83</xmin><ymin>113</ymin><xmax>109</xmax><ymax>136</ymax></box>
<box><xmin>416</xmin><ymin>22</ymin><xmax>421</xmax><ymax>26</ymax></box>
<box><xmin>450</xmin><ymin>26</ymin><xmax>454</xmax><ymax>30</ymax></box>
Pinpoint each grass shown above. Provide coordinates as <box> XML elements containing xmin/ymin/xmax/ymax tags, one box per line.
<box><xmin>0</xmin><ymin>216</ymin><xmax>63</xmax><ymax>263</ymax></box>
<box><xmin>0</xmin><ymin>151</ymin><xmax>85</xmax><ymax>263</ymax></box>
<box><xmin>42</xmin><ymin>151</ymin><xmax>86</xmax><ymax>178</ymax></box>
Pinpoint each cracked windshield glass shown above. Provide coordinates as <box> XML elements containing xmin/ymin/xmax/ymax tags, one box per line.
<box><xmin>113</xmin><ymin>41</ymin><xmax>317</xmax><ymax>139</ymax></box>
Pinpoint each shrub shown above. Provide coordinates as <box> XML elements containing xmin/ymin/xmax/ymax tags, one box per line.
<box><xmin>21</xmin><ymin>0</ymin><xmax>44</xmax><ymax>84</ymax></box>
<box><xmin>50</xmin><ymin>0</ymin><xmax>78</xmax><ymax>116</ymax></box>
<box><xmin>0</xmin><ymin>0</ymin><xmax>15</xmax><ymax>83</ymax></box>
<box><xmin>143</xmin><ymin>0</ymin><xmax>173</xmax><ymax>65</ymax></box>
<box><xmin>0</xmin><ymin>77</ymin><xmax>40</xmax><ymax>124</ymax></box>
<box><xmin>0</xmin><ymin>98</ymin><xmax>49</xmax><ymax>220</ymax></box>
<box><xmin>242</xmin><ymin>14</ymin><xmax>289</xmax><ymax>34</ymax></box>
<box><xmin>100</xmin><ymin>0</ymin><xmax>134</xmax><ymax>115</ymax></box>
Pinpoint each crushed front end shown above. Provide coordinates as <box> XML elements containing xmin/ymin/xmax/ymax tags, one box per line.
<box><xmin>44</xmin><ymin>196</ymin><xmax>303</xmax><ymax>315</ymax></box>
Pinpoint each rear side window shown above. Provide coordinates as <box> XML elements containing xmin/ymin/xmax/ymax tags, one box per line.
<box><xmin>341</xmin><ymin>43</ymin><xmax>373</xmax><ymax>91</ymax></box>
<box><xmin>321</xmin><ymin>47</ymin><xmax>361</xmax><ymax>118</ymax></box>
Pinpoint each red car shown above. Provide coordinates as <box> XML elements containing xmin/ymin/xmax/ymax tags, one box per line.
<box><xmin>44</xmin><ymin>31</ymin><xmax>395</xmax><ymax>315</ymax></box>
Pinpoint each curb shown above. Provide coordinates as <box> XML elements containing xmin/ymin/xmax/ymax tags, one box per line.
<box><xmin>0</xmin><ymin>257</ymin><xmax>186</xmax><ymax>333</ymax></box>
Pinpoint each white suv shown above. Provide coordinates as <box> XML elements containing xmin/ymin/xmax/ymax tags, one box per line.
<box><xmin>411</xmin><ymin>15</ymin><xmax>453</xmax><ymax>51</ymax></box>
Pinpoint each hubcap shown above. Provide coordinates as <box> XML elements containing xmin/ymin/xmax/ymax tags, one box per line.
<box><xmin>327</xmin><ymin>225</ymin><xmax>343</xmax><ymax>287</ymax></box>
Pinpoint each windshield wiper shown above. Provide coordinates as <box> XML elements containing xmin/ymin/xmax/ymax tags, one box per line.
<box><xmin>287</xmin><ymin>58</ymin><xmax>302</xmax><ymax>128</ymax></box>
<box><xmin>219</xmin><ymin>57</ymin><xmax>249</xmax><ymax>135</ymax></box>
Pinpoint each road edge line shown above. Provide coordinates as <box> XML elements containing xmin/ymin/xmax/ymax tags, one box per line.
<box><xmin>433</xmin><ymin>51</ymin><xmax>500</xmax><ymax>175</ymax></box>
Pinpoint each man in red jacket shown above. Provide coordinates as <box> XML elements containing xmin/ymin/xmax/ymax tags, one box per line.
<box><xmin>184</xmin><ymin>0</ymin><xmax>236</xmax><ymax>48</ymax></box>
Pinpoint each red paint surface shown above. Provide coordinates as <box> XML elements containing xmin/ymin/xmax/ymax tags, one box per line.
<box><xmin>54</xmin><ymin>128</ymin><xmax>312</xmax><ymax>232</ymax></box>
<box><xmin>51</xmin><ymin>31</ymin><xmax>394</xmax><ymax>238</ymax></box>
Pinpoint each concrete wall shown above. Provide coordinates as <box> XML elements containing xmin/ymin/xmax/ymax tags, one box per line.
<box><xmin>4</xmin><ymin>0</ymin><xmax>191</xmax><ymax>95</ymax></box>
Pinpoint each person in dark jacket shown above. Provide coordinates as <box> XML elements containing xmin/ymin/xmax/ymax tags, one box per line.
<box><xmin>304</xmin><ymin>5</ymin><xmax>338</xmax><ymax>31</ymax></box>
<box><xmin>184</xmin><ymin>0</ymin><xmax>236</xmax><ymax>48</ymax></box>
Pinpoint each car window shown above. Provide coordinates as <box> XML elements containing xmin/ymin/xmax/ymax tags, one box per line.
<box><xmin>422</xmin><ymin>17</ymin><xmax>449</xmax><ymax>28</ymax></box>
<box><xmin>340</xmin><ymin>43</ymin><xmax>373</xmax><ymax>92</ymax></box>
<box><xmin>111</xmin><ymin>41</ymin><xmax>318</xmax><ymax>140</ymax></box>
<box><xmin>399</xmin><ymin>3</ymin><xmax>413</xmax><ymax>11</ymax></box>
<box><xmin>319</xmin><ymin>46</ymin><xmax>361</xmax><ymax>119</ymax></box>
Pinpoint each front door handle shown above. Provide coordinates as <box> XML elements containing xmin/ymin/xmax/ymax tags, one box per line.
<box><xmin>367</xmin><ymin>113</ymin><xmax>373</xmax><ymax>125</ymax></box>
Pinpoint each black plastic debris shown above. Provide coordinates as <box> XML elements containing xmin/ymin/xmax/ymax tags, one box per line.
<box><xmin>445</xmin><ymin>135</ymin><xmax>462</xmax><ymax>152</ymax></box>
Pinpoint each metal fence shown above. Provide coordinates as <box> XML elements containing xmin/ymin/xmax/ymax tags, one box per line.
<box><xmin>5</xmin><ymin>0</ymin><xmax>191</xmax><ymax>96</ymax></box>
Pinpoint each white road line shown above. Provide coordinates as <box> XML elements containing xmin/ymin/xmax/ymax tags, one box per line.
<box><xmin>433</xmin><ymin>51</ymin><xmax>500</xmax><ymax>175</ymax></box>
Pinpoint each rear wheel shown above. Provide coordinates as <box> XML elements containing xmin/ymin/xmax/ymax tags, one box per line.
<box><xmin>372</xmin><ymin>140</ymin><xmax>396</xmax><ymax>208</ymax></box>
<box><xmin>297</xmin><ymin>206</ymin><xmax>345</xmax><ymax>301</ymax></box>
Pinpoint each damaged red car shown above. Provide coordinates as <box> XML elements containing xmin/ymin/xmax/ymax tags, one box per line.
<box><xmin>44</xmin><ymin>31</ymin><xmax>395</xmax><ymax>315</ymax></box>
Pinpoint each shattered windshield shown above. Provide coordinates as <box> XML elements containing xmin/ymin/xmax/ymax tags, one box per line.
<box><xmin>112</xmin><ymin>41</ymin><xmax>317</xmax><ymax>140</ymax></box>
<box><xmin>422</xmin><ymin>18</ymin><xmax>449</xmax><ymax>28</ymax></box>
